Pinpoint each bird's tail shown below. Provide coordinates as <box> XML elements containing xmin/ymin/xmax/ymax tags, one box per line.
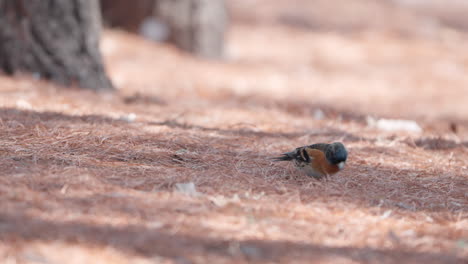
<box><xmin>271</xmin><ymin>151</ymin><xmax>295</xmax><ymax>162</ymax></box>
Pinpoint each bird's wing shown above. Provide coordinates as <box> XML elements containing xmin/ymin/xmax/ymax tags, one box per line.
<box><xmin>272</xmin><ymin>146</ymin><xmax>309</xmax><ymax>162</ymax></box>
<box><xmin>307</xmin><ymin>143</ymin><xmax>329</xmax><ymax>152</ymax></box>
<box><xmin>273</xmin><ymin>144</ymin><xmax>327</xmax><ymax>162</ymax></box>
<box><xmin>304</xmin><ymin>148</ymin><xmax>328</xmax><ymax>174</ymax></box>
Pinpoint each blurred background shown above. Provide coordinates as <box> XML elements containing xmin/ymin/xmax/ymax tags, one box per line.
<box><xmin>98</xmin><ymin>0</ymin><xmax>468</xmax><ymax>122</ymax></box>
<box><xmin>2</xmin><ymin>0</ymin><xmax>468</xmax><ymax>123</ymax></box>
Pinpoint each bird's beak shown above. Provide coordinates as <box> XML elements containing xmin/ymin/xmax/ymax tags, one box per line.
<box><xmin>337</xmin><ymin>161</ymin><xmax>345</xmax><ymax>170</ymax></box>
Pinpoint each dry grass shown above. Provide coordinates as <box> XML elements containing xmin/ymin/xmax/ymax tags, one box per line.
<box><xmin>1</xmin><ymin>1</ymin><xmax>468</xmax><ymax>263</ymax></box>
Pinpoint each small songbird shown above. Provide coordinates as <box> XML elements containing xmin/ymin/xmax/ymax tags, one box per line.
<box><xmin>273</xmin><ymin>142</ymin><xmax>348</xmax><ymax>180</ymax></box>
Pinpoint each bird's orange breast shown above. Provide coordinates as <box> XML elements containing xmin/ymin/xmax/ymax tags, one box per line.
<box><xmin>305</xmin><ymin>149</ymin><xmax>340</xmax><ymax>176</ymax></box>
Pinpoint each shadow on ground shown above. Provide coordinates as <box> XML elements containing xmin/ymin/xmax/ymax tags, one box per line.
<box><xmin>0</xmin><ymin>212</ymin><xmax>464</xmax><ymax>264</ymax></box>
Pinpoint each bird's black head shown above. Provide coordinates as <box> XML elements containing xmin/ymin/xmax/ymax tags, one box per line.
<box><xmin>325</xmin><ymin>142</ymin><xmax>348</xmax><ymax>165</ymax></box>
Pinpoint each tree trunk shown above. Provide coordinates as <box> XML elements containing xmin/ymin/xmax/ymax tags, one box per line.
<box><xmin>100</xmin><ymin>0</ymin><xmax>154</xmax><ymax>32</ymax></box>
<box><xmin>155</xmin><ymin>0</ymin><xmax>227</xmax><ymax>59</ymax></box>
<box><xmin>0</xmin><ymin>0</ymin><xmax>113</xmax><ymax>91</ymax></box>
<box><xmin>99</xmin><ymin>0</ymin><xmax>227</xmax><ymax>59</ymax></box>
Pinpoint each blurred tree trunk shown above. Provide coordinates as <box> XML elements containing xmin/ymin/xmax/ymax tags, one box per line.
<box><xmin>155</xmin><ymin>0</ymin><xmax>227</xmax><ymax>59</ymax></box>
<box><xmin>100</xmin><ymin>0</ymin><xmax>227</xmax><ymax>59</ymax></box>
<box><xmin>100</xmin><ymin>0</ymin><xmax>154</xmax><ymax>32</ymax></box>
<box><xmin>0</xmin><ymin>0</ymin><xmax>113</xmax><ymax>91</ymax></box>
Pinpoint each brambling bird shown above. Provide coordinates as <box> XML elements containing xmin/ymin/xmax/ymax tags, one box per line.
<box><xmin>273</xmin><ymin>142</ymin><xmax>348</xmax><ymax>180</ymax></box>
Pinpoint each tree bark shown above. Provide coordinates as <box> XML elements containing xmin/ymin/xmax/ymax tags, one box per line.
<box><xmin>155</xmin><ymin>0</ymin><xmax>227</xmax><ymax>59</ymax></box>
<box><xmin>0</xmin><ymin>0</ymin><xmax>113</xmax><ymax>91</ymax></box>
<box><xmin>100</xmin><ymin>0</ymin><xmax>154</xmax><ymax>32</ymax></box>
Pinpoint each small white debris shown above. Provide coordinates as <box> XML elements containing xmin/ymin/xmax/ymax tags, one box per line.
<box><xmin>16</xmin><ymin>99</ymin><xmax>32</xmax><ymax>110</ymax></box>
<box><xmin>367</xmin><ymin>117</ymin><xmax>422</xmax><ymax>133</ymax></box>
<box><xmin>377</xmin><ymin>199</ymin><xmax>385</xmax><ymax>207</ymax></box>
<box><xmin>119</xmin><ymin>113</ymin><xmax>136</xmax><ymax>122</ymax></box>
<box><xmin>175</xmin><ymin>182</ymin><xmax>199</xmax><ymax>197</ymax></box>
<box><xmin>210</xmin><ymin>196</ymin><xmax>228</xmax><ymax>207</ymax></box>
<box><xmin>401</xmin><ymin>229</ymin><xmax>416</xmax><ymax>237</ymax></box>
<box><xmin>175</xmin><ymin>149</ymin><xmax>189</xmax><ymax>155</ymax></box>
<box><xmin>209</xmin><ymin>194</ymin><xmax>240</xmax><ymax>207</ymax></box>
<box><xmin>243</xmin><ymin>191</ymin><xmax>265</xmax><ymax>200</ymax></box>
<box><xmin>380</xmin><ymin>210</ymin><xmax>392</xmax><ymax>219</ymax></box>
<box><xmin>60</xmin><ymin>184</ymin><xmax>68</xmax><ymax>194</ymax></box>
<box><xmin>147</xmin><ymin>221</ymin><xmax>164</xmax><ymax>229</ymax></box>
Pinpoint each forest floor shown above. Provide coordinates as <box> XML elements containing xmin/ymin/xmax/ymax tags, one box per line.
<box><xmin>0</xmin><ymin>0</ymin><xmax>467</xmax><ymax>263</ymax></box>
